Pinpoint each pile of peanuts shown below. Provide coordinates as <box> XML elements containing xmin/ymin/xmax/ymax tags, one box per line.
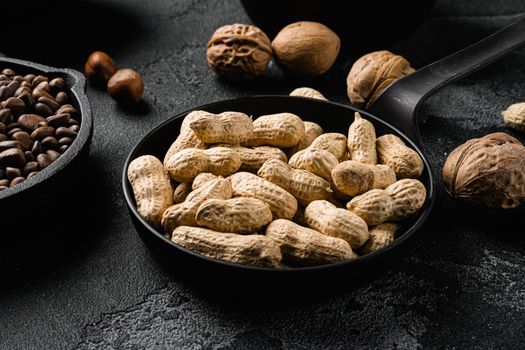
<box><xmin>128</xmin><ymin>91</ymin><xmax>426</xmax><ymax>268</ymax></box>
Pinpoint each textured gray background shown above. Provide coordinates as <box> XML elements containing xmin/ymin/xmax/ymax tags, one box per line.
<box><xmin>1</xmin><ymin>0</ymin><xmax>525</xmax><ymax>349</ymax></box>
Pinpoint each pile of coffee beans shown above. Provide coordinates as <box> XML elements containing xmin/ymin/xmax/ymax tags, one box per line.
<box><xmin>0</xmin><ymin>68</ymin><xmax>80</xmax><ymax>191</ymax></box>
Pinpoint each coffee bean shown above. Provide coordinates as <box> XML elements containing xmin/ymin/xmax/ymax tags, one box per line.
<box><xmin>0</xmin><ymin>140</ymin><xmax>22</xmax><ymax>151</ymax></box>
<box><xmin>0</xmin><ymin>109</ymin><xmax>12</xmax><ymax>123</ymax></box>
<box><xmin>0</xmin><ymin>121</ymin><xmax>5</xmax><ymax>133</ymax></box>
<box><xmin>6</xmin><ymin>122</ymin><xmax>20</xmax><ymax>131</ymax></box>
<box><xmin>0</xmin><ymin>179</ymin><xmax>9</xmax><ymax>186</ymax></box>
<box><xmin>0</xmin><ymin>75</ymin><xmax>7</xmax><ymax>81</ymax></box>
<box><xmin>38</xmin><ymin>121</ymin><xmax>48</xmax><ymax>127</ymax></box>
<box><xmin>21</xmin><ymin>81</ymin><xmax>32</xmax><ymax>89</ymax></box>
<box><xmin>14</xmin><ymin>76</ymin><xmax>25</xmax><ymax>83</ymax></box>
<box><xmin>49</xmin><ymin>77</ymin><xmax>65</xmax><ymax>92</ymax></box>
<box><xmin>31</xmin><ymin>140</ymin><xmax>43</xmax><ymax>155</ymax></box>
<box><xmin>33</xmin><ymin>87</ymin><xmax>53</xmax><ymax>100</ymax></box>
<box><xmin>5</xmin><ymin>81</ymin><xmax>21</xmax><ymax>98</ymax></box>
<box><xmin>0</xmin><ymin>148</ymin><xmax>25</xmax><ymax>167</ymax></box>
<box><xmin>58</xmin><ymin>104</ymin><xmax>78</xmax><ymax>115</ymax></box>
<box><xmin>59</xmin><ymin>144</ymin><xmax>69</xmax><ymax>153</ymax></box>
<box><xmin>0</xmin><ymin>134</ymin><xmax>6</xmax><ymax>142</ymax></box>
<box><xmin>7</xmin><ymin>127</ymin><xmax>22</xmax><ymax>137</ymax></box>
<box><xmin>24</xmin><ymin>74</ymin><xmax>36</xmax><ymax>83</ymax></box>
<box><xmin>12</xmin><ymin>131</ymin><xmax>32</xmax><ymax>150</ymax></box>
<box><xmin>2</xmin><ymin>68</ymin><xmax>15</xmax><ymax>77</ymax></box>
<box><xmin>27</xmin><ymin>171</ymin><xmax>39</xmax><ymax>178</ymax></box>
<box><xmin>55</xmin><ymin>92</ymin><xmax>68</xmax><ymax>104</ymax></box>
<box><xmin>46</xmin><ymin>113</ymin><xmax>70</xmax><ymax>127</ymax></box>
<box><xmin>5</xmin><ymin>97</ymin><xmax>25</xmax><ymax>114</ymax></box>
<box><xmin>38</xmin><ymin>96</ymin><xmax>60</xmax><ymax>111</ymax></box>
<box><xmin>69</xmin><ymin>119</ymin><xmax>79</xmax><ymax>127</ymax></box>
<box><xmin>18</xmin><ymin>114</ymin><xmax>45</xmax><ymax>131</ymax></box>
<box><xmin>0</xmin><ymin>86</ymin><xmax>7</xmax><ymax>101</ymax></box>
<box><xmin>15</xmin><ymin>86</ymin><xmax>31</xmax><ymax>98</ymax></box>
<box><xmin>42</xmin><ymin>136</ymin><xmax>58</xmax><ymax>150</ymax></box>
<box><xmin>34</xmin><ymin>102</ymin><xmax>52</xmax><ymax>116</ymax></box>
<box><xmin>23</xmin><ymin>161</ymin><xmax>39</xmax><ymax>176</ymax></box>
<box><xmin>31</xmin><ymin>126</ymin><xmax>54</xmax><ymax>140</ymax></box>
<box><xmin>6</xmin><ymin>167</ymin><xmax>22</xmax><ymax>180</ymax></box>
<box><xmin>58</xmin><ymin>137</ymin><xmax>73</xmax><ymax>145</ymax></box>
<box><xmin>56</xmin><ymin>126</ymin><xmax>76</xmax><ymax>138</ymax></box>
<box><xmin>37</xmin><ymin>153</ymin><xmax>52</xmax><ymax>169</ymax></box>
<box><xmin>46</xmin><ymin>149</ymin><xmax>61</xmax><ymax>161</ymax></box>
<box><xmin>18</xmin><ymin>91</ymin><xmax>34</xmax><ymax>107</ymax></box>
<box><xmin>32</xmin><ymin>75</ymin><xmax>48</xmax><ymax>88</ymax></box>
<box><xmin>24</xmin><ymin>151</ymin><xmax>34</xmax><ymax>162</ymax></box>
<box><xmin>10</xmin><ymin>176</ymin><xmax>25</xmax><ymax>187</ymax></box>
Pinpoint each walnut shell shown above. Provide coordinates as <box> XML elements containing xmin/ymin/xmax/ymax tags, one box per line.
<box><xmin>272</xmin><ymin>21</ymin><xmax>340</xmax><ymax>77</ymax></box>
<box><xmin>346</xmin><ymin>50</ymin><xmax>415</xmax><ymax>108</ymax></box>
<box><xmin>207</xmin><ymin>23</ymin><xmax>273</xmax><ymax>79</ymax></box>
<box><xmin>502</xmin><ymin>102</ymin><xmax>525</xmax><ymax>132</ymax></box>
<box><xmin>443</xmin><ymin>132</ymin><xmax>525</xmax><ymax>209</ymax></box>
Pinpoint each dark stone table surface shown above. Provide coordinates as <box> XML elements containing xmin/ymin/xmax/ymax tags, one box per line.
<box><xmin>1</xmin><ymin>0</ymin><xmax>525</xmax><ymax>349</ymax></box>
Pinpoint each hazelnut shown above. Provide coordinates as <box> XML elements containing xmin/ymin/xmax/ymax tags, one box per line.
<box><xmin>207</xmin><ymin>23</ymin><xmax>273</xmax><ymax>79</ymax></box>
<box><xmin>443</xmin><ymin>132</ymin><xmax>525</xmax><ymax>209</ymax></box>
<box><xmin>346</xmin><ymin>50</ymin><xmax>415</xmax><ymax>108</ymax></box>
<box><xmin>502</xmin><ymin>102</ymin><xmax>525</xmax><ymax>132</ymax></box>
<box><xmin>272</xmin><ymin>21</ymin><xmax>340</xmax><ymax>77</ymax></box>
<box><xmin>84</xmin><ymin>51</ymin><xmax>118</xmax><ymax>84</ymax></box>
<box><xmin>107</xmin><ymin>69</ymin><xmax>144</xmax><ymax>105</ymax></box>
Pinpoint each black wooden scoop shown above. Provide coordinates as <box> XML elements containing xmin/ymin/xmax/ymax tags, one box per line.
<box><xmin>122</xmin><ymin>17</ymin><xmax>525</xmax><ymax>298</ymax></box>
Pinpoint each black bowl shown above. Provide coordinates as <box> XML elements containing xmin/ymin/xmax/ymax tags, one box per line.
<box><xmin>122</xmin><ymin>96</ymin><xmax>434</xmax><ymax>298</ymax></box>
<box><xmin>0</xmin><ymin>57</ymin><xmax>93</xmax><ymax>218</ymax></box>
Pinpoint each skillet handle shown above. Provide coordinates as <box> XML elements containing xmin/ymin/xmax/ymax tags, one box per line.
<box><xmin>367</xmin><ymin>16</ymin><xmax>525</xmax><ymax>145</ymax></box>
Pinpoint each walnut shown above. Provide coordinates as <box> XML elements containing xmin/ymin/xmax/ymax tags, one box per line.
<box><xmin>502</xmin><ymin>102</ymin><xmax>525</xmax><ymax>132</ymax></box>
<box><xmin>442</xmin><ymin>132</ymin><xmax>525</xmax><ymax>209</ymax></box>
<box><xmin>272</xmin><ymin>21</ymin><xmax>340</xmax><ymax>77</ymax></box>
<box><xmin>346</xmin><ymin>50</ymin><xmax>415</xmax><ymax>108</ymax></box>
<box><xmin>206</xmin><ymin>23</ymin><xmax>273</xmax><ymax>79</ymax></box>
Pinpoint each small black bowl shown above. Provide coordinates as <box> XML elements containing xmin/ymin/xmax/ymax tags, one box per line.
<box><xmin>0</xmin><ymin>57</ymin><xmax>93</xmax><ymax>218</ymax></box>
<box><xmin>122</xmin><ymin>96</ymin><xmax>434</xmax><ymax>298</ymax></box>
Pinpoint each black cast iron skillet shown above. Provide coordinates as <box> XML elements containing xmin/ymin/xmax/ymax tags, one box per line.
<box><xmin>123</xmin><ymin>18</ymin><xmax>525</xmax><ymax>297</ymax></box>
<box><xmin>0</xmin><ymin>57</ymin><xmax>92</xmax><ymax>218</ymax></box>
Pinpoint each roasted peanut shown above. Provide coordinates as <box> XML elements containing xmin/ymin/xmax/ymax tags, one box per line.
<box><xmin>347</xmin><ymin>179</ymin><xmax>426</xmax><ymax>225</ymax></box>
<box><xmin>332</xmin><ymin>160</ymin><xmax>396</xmax><ymax>196</ymax></box>
<box><xmin>163</xmin><ymin>110</ymin><xmax>207</xmax><ymax>165</ymax></box>
<box><xmin>309</xmin><ymin>133</ymin><xmax>348</xmax><ymax>161</ymax></box>
<box><xmin>192</xmin><ymin>172</ymin><xmax>218</xmax><ymax>190</ymax></box>
<box><xmin>189</xmin><ymin>111</ymin><xmax>253</xmax><ymax>144</ymax></box>
<box><xmin>289</xmin><ymin>87</ymin><xmax>327</xmax><ymax>100</ymax></box>
<box><xmin>359</xmin><ymin>223</ymin><xmax>398</xmax><ymax>254</ymax></box>
<box><xmin>215</xmin><ymin>144</ymin><xmax>288</xmax><ymax>172</ymax></box>
<box><xmin>173</xmin><ymin>182</ymin><xmax>192</xmax><ymax>204</ymax></box>
<box><xmin>171</xmin><ymin>226</ymin><xmax>282</xmax><ymax>268</ymax></box>
<box><xmin>305</xmin><ymin>200</ymin><xmax>369</xmax><ymax>249</ymax></box>
<box><xmin>347</xmin><ymin>112</ymin><xmax>377</xmax><ymax>164</ymax></box>
<box><xmin>228</xmin><ymin>172</ymin><xmax>298</xmax><ymax>220</ymax></box>
<box><xmin>288</xmin><ymin>148</ymin><xmax>338</xmax><ymax>181</ymax></box>
<box><xmin>161</xmin><ymin>178</ymin><xmax>232</xmax><ymax>233</ymax></box>
<box><xmin>266</xmin><ymin>219</ymin><xmax>356</xmax><ymax>266</ymax></box>
<box><xmin>165</xmin><ymin>147</ymin><xmax>241</xmax><ymax>182</ymax></box>
<box><xmin>195</xmin><ymin>197</ymin><xmax>272</xmax><ymax>234</ymax></box>
<box><xmin>258</xmin><ymin>158</ymin><xmax>332</xmax><ymax>206</ymax></box>
<box><xmin>247</xmin><ymin>113</ymin><xmax>305</xmax><ymax>147</ymax></box>
<box><xmin>286</xmin><ymin>121</ymin><xmax>324</xmax><ymax>157</ymax></box>
<box><xmin>376</xmin><ymin>134</ymin><xmax>423</xmax><ymax>179</ymax></box>
<box><xmin>127</xmin><ymin>155</ymin><xmax>173</xmax><ymax>229</ymax></box>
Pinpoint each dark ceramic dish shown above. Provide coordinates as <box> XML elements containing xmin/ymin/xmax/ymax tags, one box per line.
<box><xmin>0</xmin><ymin>57</ymin><xmax>92</xmax><ymax>216</ymax></box>
<box><xmin>123</xmin><ymin>18</ymin><xmax>525</xmax><ymax>296</ymax></box>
